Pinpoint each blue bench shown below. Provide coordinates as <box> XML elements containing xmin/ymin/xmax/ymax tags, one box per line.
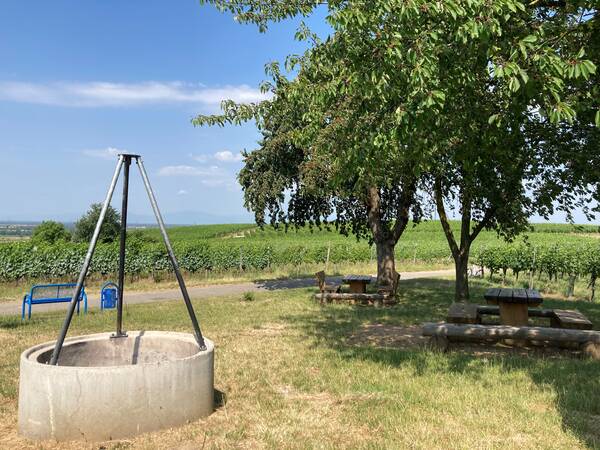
<box><xmin>22</xmin><ymin>283</ymin><xmax>87</xmax><ymax>320</ymax></box>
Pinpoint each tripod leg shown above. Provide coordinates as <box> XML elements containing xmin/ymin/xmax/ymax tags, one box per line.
<box><xmin>115</xmin><ymin>156</ymin><xmax>131</xmax><ymax>337</ymax></box>
<box><xmin>50</xmin><ymin>156</ymin><xmax>124</xmax><ymax>365</ymax></box>
<box><xmin>136</xmin><ymin>157</ymin><xmax>206</xmax><ymax>349</ymax></box>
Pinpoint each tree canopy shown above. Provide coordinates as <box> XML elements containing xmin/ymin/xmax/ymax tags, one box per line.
<box><xmin>73</xmin><ymin>203</ymin><xmax>121</xmax><ymax>244</ymax></box>
<box><xmin>31</xmin><ymin>221</ymin><xmax>71</xmax><ymax>245</ymax></box>
<box><xmin>196</xmin><ymin>0</ymin><xmax>599</xmax><ymax>293</ymax></box>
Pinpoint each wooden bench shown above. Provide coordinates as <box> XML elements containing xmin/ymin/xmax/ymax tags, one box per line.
<box><xmin>423</xmin><ymin>322</ymin><xmax>600</xmax><ymax>346</ymax></box>
<box><xmin>476</xmin><ymin>305</ymin><xmax>555</xmax><ymax>319</ymax></box>
<box><xmin>477</xmin><ymin>305</ymin><xmax>592</xmax><ymax>329</ymax></box>
<box><xmin>315</xmin><ymin>271</ymin><xmax>341</xmax><ymax>295</ymax></box>
<box><xmin>314</xmin><ymin>292</ymin><xmax>389</xmax><ymax>305</ymax></box>
<box><xmin>447</xmin><ymin>303</ymin><xmax>480</xmax><ymax>324</ymax></box>
<box><xmin>551</xmin><ymin>309</ymin><xmax>593</xmax><ymax>330</ymax></box>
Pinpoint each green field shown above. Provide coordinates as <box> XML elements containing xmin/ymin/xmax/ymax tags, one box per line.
<box><xmin>1</xmin><ymin>277</ymin><xmax>599</xmax><ymax>449</ymax></box>
<box><xmin>1</xmin><ymin>220</ymin><xmax>599</xmax><ymax>301</ymax></box>
<box><xmin>144</xmin><ymin>220</ymin><xmax>600</xmax><ymax>255</ymax></box>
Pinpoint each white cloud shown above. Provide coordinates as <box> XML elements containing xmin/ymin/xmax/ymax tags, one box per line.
<box><xmin>159</xmin><ymin>164</ymin><xmax>239</xmax><ymax>190</ymax></box>
<box><xmin>82</xmin><ymin>147</ymin><xmax>124</xmax><ymax>160</ymax></box>
<box><xmin>192</xmin><ymin>150</ymin><xmax>243</xmax><ymax>164</ymax></box>
<box><xmin>177</xmin><ymin>189</ymin><xmax>189</xmax><ymax>196</ymax></box>
<box><xmin>158</xmin><ymin>165</ymin><xmax>221</xmax><ymax>177</ymax></box>
<box><xmin>214</xmin><ymin>150</ymin><xmax>243</xmax><ymax>163</ymax></box>
<box><xmin>0</xmin><ymin>81</ymin><xmax>269</xmax><ymax>107</ymax></box>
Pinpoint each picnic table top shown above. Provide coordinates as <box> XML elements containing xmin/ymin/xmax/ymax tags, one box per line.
<box><xmin>484</xmin><ymin>288</ymin><xmax>543</xmax><ymax>305</ymax></box>
<box><xmin>342</xmin><ymin>274</ymin><xmax>372</xmax><ymax>283</ymax></box>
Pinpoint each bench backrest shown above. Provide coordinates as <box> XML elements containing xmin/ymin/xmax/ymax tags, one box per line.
<box><xmin>315</xmin><ymin>271</ymin><xmax>326</xmax><ymax>291</ymax></box>
<box><xmin>30</xmin><ymin>284</ymin><xmax>84</xmax><ymax>301</ymax></box>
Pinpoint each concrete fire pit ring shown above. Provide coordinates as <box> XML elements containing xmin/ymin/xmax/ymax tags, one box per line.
<box><xmin>18</xmin><ymin>331</ymin><xmax>214</xmax><ymax>442</ymax></box>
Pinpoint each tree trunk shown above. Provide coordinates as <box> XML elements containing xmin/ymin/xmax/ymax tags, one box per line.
<box><xmin>454</xmin><ymin>250</ymin><xmax>470</xmax><ymax>301</ymax></box>
<box><xmin>376</xmin><ymin>240</ymin><xmax>396</xmax><ymax>286</ymax></box>
<box><xmin>365</xmin><ymin>184</ymin><xmax>413</xmax><ymax>288</ymax></box>
<box><xmin>434</xmin><ymin>178</ymin><xmax>494</xmax><ymax>303</ymax></box>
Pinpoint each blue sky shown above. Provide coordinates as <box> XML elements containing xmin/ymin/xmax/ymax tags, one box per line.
<box><xmin>0</xmin><ymin>1</ymin><xmax>327</xmax><ymax>224</ymax></box>
<box><xmin>0</xmin><ymin>1</ymin><xmax>595</xmax><ymax>225</ymax></box>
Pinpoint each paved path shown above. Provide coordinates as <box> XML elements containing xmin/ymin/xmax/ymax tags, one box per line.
<box><xmin>2</xmin><ymin>269</ymin><xmax>454</xmax><ymax>317</ymax></box>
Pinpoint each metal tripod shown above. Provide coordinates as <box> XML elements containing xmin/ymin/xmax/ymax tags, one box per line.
<box><xmin>49</xmin><ymin>154</ymin><xmax>206</xmax><ymax>365</ymax></box>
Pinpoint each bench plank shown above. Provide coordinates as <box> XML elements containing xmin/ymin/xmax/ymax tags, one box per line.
<box><xmin>477</xmin><ymin>305</ymin><xmax>555</xmax><ymax>318</ymax></box>
<box><xmin>484</xmin><ymin>288</ymin><xmax>500</xmax><ymax>303</ymax></box>
<box><xmin>314</xmin><ymin>292</ymin><xmax>395</xmax><ymax>306</ymax></box>
<box><xmin>513</xmin><ymin>289</ymin><xmax>528</xmax><ymax>302</ymax></box>
<box><xmin>422</xmin><ymin>322</ymin><xmax>600</xmax><ymax>344</ymax></box>
<box><xmin>526</xmin><ymin>289</ymin><xmax>543</xmax><ymax>305</ymax></box>
<box><xmin>447</xmin><ymin>303</ymin><xmax>480</xmax><ymax>324</ymax></box>
<box><xmin>552</xmin><ymin>309</ymin><xmax>593</xmax><ymax>330</ymax></box>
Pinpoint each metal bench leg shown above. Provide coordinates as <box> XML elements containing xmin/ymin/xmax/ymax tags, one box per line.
<box><xmin>28</xmin><ymin>302</ymin><xmax>32</xmax><ymax>320</ymax></box>
<box><xmin>21</xmin><ymin>297</ymin><xmax>26</xmax><ymax>321</ymax></box>
<box><xmin>76</xmin><ymin>298</ymin><xmax>80</xmax><ymax>315</ymax></box>
<box><xmin>84</xmin><ymin>294</ymin><xmax>88</xmax><ymax>314</ymax></box>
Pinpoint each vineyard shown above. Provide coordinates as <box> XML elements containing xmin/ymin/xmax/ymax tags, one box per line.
<box><xmin>0</xmin><ymin>221</ymin><xmax>599</xmax><ymax>297</ymax></box>
<box><xmin>475</xmin><ymin>240</ymin><xmax>600</xmax><ymax>300</ymax></box>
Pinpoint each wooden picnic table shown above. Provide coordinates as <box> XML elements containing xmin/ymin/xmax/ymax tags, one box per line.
<box><xmin>342</xmin><ymin>275</ymin><xmax>372</xmax><ymax>294</ymax></box>
<box><xmin>484</xmin><ymin>288</ymin><xmax>543</xmax><ymax>326</ymax></box>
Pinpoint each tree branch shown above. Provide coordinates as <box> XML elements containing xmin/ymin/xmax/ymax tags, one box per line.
<box><xmin>392</xmin><ymin>181</ymin><xmax>417</xmax><ymax>242</ymax></box>
<box><xmin>529</xmin><ymin>0</ymin><xmax>566</xmax><ymax>7</ymax></box>
<box><xmin>434</xmin><ymin>178</ymin><xmax>459</xmax><ymax>258</ymax></box>
<box><xmin>459</xmin><ymin>188</ymin><xmax>472</xmax><ymax>252</ymax></box>
<box><xmin>469</xmin><ymin>207</ymin><xmax>496</xmax><ymax>242</ymax></box>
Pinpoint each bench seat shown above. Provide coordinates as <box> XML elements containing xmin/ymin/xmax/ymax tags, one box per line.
<box><xmin>447</xmin><ymin>303</ymin><xmax>480</xmax><ymax>324</ymax></box>
<box><xmin>551</xmin><ymin>309</ymin><xmax>593</xmax><ymax>330</ymax></box>
<box><xmin>423</xmin><ymin>322</ymin><xmax>600</xmax><ymax>345</ymax></box>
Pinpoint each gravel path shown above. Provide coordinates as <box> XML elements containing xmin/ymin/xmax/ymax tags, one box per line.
<box><xmin>1</xmin><ymin>269</ymin><xmax>454</xmax><ymax>317</ymax></box>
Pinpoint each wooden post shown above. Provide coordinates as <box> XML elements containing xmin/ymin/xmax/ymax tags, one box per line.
<box><xmin>348</xmin><ymin>281</ymin><xmax>366</xmax><ymax>293</ymax></box>
<box><xmin>529</xmin><ymin>247</ymin><xmax>536</xmax><ymax>290</ymax></box>
<box><xmin>326</xmin><ymin>242</ymin><xmax>331</xmax><ymax>271</ymax></box>
<box><xmin>567</xmin><ymin>275</ymin><xmax>576</xmax><ymax>298</ymax></box>
<box><xmin>499</xmin><ymin>302</ymin><xmax>529</xmax><ymax>326</ymax></box>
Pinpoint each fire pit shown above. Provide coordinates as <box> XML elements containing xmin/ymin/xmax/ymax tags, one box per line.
<box><xmin>18</xmin><ymin>154</ymin><xmax>214</xmax><ymax>441</ymax></box>
<box><xmin>19</xmin><ymin>331</ymin><xmax>214</xmax><ymax>441</ymax></box>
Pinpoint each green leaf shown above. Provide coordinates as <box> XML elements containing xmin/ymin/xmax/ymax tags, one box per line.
<box><xmin>595</xmin><ymin>110</ymin><xmax>600</xmax><ymax>128</ymax></box>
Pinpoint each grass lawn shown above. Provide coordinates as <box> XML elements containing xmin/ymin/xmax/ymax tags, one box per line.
<box><xmin>1</xmin><ymin>278</ymin><xmax>600</xmax><ymax>449</ymax></box>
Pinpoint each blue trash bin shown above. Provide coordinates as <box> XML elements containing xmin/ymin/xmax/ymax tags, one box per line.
<box><xmin>100</xmin><ymin>282</ymin><xmax>119</xmax><ymax>310</ymax></box>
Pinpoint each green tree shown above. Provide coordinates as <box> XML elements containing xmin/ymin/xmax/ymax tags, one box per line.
<box><xmin>31</xmin><ymin>221</ymin><xmax>71</xmax><ymax>245</ymax></box>
<box><xmin>73</xmin><ymin>203</ymin><xmax>121</xmax><ymax>244</ymax></box>
<box><xmin>198</xmin><ymin>0</ymin><xmax>598</xmax><ymax>296</ymax></box>
<box><xmin>234</xmin><ymin>79</ymin><xmax>425</xmax><ymax>285</ymax></box>
<box><xmin>197</xmin><ymin>35</ymin><xmax>432</xmax><ymax>286</ymax></box>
